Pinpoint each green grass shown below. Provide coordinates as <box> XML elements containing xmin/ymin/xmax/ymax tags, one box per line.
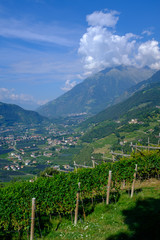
<box><xmin>92</xmin><ymin>134</ymin><xmax>117</xmax><ymax>149</ymax></box>
<box><xmin>38</xmin><ymin>181</ymin><xmax>160</xmax><ymax>240</ymax></box>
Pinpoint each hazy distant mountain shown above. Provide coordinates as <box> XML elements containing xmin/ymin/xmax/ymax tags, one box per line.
<box><xmin>37</xmin><ymin>65</ymin><xmax>155</xmax><ymax>118</ymax></box>
<box><xmin>83</xmin><ymin>69</ymin><xmax>160</xmax><ymax>125</ymax></box>
<box><xmin>0</xmin><ymin>102</ymin><xmax>47</xmax><ymax>126</ymax></box>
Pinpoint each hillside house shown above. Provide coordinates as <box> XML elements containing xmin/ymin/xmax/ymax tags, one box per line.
<box><xmin>128</xmin><ymin>119</ymin><xmax>138</xmax><ymax>124</ymax></box>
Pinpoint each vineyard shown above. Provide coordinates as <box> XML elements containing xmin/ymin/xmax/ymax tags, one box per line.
<box><xmin>0</xmin><ymin>150</ymin><xmax>160</xmax><ymax>239</ymax></box>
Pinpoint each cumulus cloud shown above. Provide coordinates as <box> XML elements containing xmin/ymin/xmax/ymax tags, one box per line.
<box><xmin>79</xmin><ymin>10</ymin><xmax>160</xmax><ymax>73</ymax></box>
<box><xmin>61</xmin><ymin>80</ymin><xmax>77</xmax><ymax>91</ymax></box>
<box><xmin>136</xmin><ymin>40</ymin><xmax>160</xmax><ymax>68</ymax></box>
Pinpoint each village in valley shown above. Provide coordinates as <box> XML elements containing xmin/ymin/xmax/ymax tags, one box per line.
<box><xmin>0</xmin><ymin>123</ymin><xmax>80</xmax><ymax>181</ymax></box>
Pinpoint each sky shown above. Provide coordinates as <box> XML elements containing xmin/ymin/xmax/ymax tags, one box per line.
<box><xmin>0</xmin><ymin>0</ymin><xmax>160</xmax><ymax>110</ymax></box>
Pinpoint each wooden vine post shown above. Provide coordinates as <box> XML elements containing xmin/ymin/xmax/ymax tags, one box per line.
<box><xmin>30</xmin><ymin>198</ymin><xmax>36</xmax><ymax>240</ymax></box>
<box><xmin>106</xmin><ymin>171</ymin><xmax>112</xmax><ymax>205</ymax></box>
<box><xmin>74</xmin><ymin>192</ymin><xmax>79</xmax><ymax>225</ymax></box>
<box><xmin>131</xmin><ymin>164</ymin><xmax>138</xmax><ymax>198</ymax></box>
<box><xmin>74</xmin><ymin>182</ymin><xmax>80</xmax><ymax>225</ymax></box>
<box><xmin>131</xmin><ymin>142</ymin><xmax>134</xmax><ymax>152</ymax></box>
<box><xmin>92</xmin><ymin>160</ymin><xmax>95</xmax><ymax>168</ymax></box>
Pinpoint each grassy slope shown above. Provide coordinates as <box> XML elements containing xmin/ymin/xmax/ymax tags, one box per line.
<box><xmin>41</xmin><ymin>180</ymin><xmax>160</xmax><ymax>240</ymax></box>
<box><xmin>73</xmin><ymin>108</ymin><xmax>160</xmax><ymax>165</ymax></box>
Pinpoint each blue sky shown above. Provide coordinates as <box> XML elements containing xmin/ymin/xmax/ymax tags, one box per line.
<box><xmin>0</xmin><ymin>0</ymin><xmax>160</xmax><ymax>109</ymax></box>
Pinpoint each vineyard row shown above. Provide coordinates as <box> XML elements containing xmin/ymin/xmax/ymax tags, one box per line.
<box><xmin>0</xmin><ymin>150</ymin><xmax>160</xmax><ymax>237</ymax></box>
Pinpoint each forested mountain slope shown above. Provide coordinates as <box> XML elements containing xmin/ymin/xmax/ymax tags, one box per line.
<box><xmin>0</xmin><ymin>102</ymin><xmax>47</xmax><ymax>126</ymax></box>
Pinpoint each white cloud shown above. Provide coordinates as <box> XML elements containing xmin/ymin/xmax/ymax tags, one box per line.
<box><xmin>142</xmin><ymin>30</ymin><xmax>153</xmax><ymax>36</ymax></box>
<box><xmin>0</xmin><ymin>88</ymin><xmax>32</xmax><ymax>102</ymax></box>
<box><xmin>79</xmin><ymin>10</ymin><xmax>160</xmax><ymax>74</ymax></box>
<box><xmin>61</xmin><ymin>80</ymin><xmax>77</xmax><ymax>91</ymax></box>
<box><xmin>86</xmin><ymin>10</ymin><xmax>119</xmax><ymax>27</ymax></box>
<box><xmin>136</xmin><ymin>40</ymin><xmax>160</xmax><ymax>68</ymax></box>
<box><xmin>0</xmin><ymin>88</ymin><xmax>48</xmax><ymax>107</ymax></box>
<box><xmin>76</xmin><ymin>74</ymin><xmax>85</xmax><ymax>80</ymax></box>
<box><xmin>36</xmin><ymin>99</ymin><xmax>48</xmax><ymax>105</ymax></box>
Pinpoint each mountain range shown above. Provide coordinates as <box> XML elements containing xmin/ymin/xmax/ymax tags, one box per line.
<box><xmin>0</xmin><ymin>65</ymin><xmax>158</xmax><ymax>127</ymax></box>
<box><xmin>37</xmin><ymin>65</ymin><xmax>155</xmax><ymax>118</ymax></box>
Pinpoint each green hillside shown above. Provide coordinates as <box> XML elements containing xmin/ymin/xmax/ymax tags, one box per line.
<box><xmin>72</xmin><ymin>72</ymin><xmax>160</xmax><ymax>165</ymax></box>
<box><xmin>37</xmin><ymin>65</ymin><xmax>155</xmax><ymax>118</ymax></box>
<box><xmin>0</xmin><ymin>102</ymin><xmax>47</xmax><ymax>126</ymax></box>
